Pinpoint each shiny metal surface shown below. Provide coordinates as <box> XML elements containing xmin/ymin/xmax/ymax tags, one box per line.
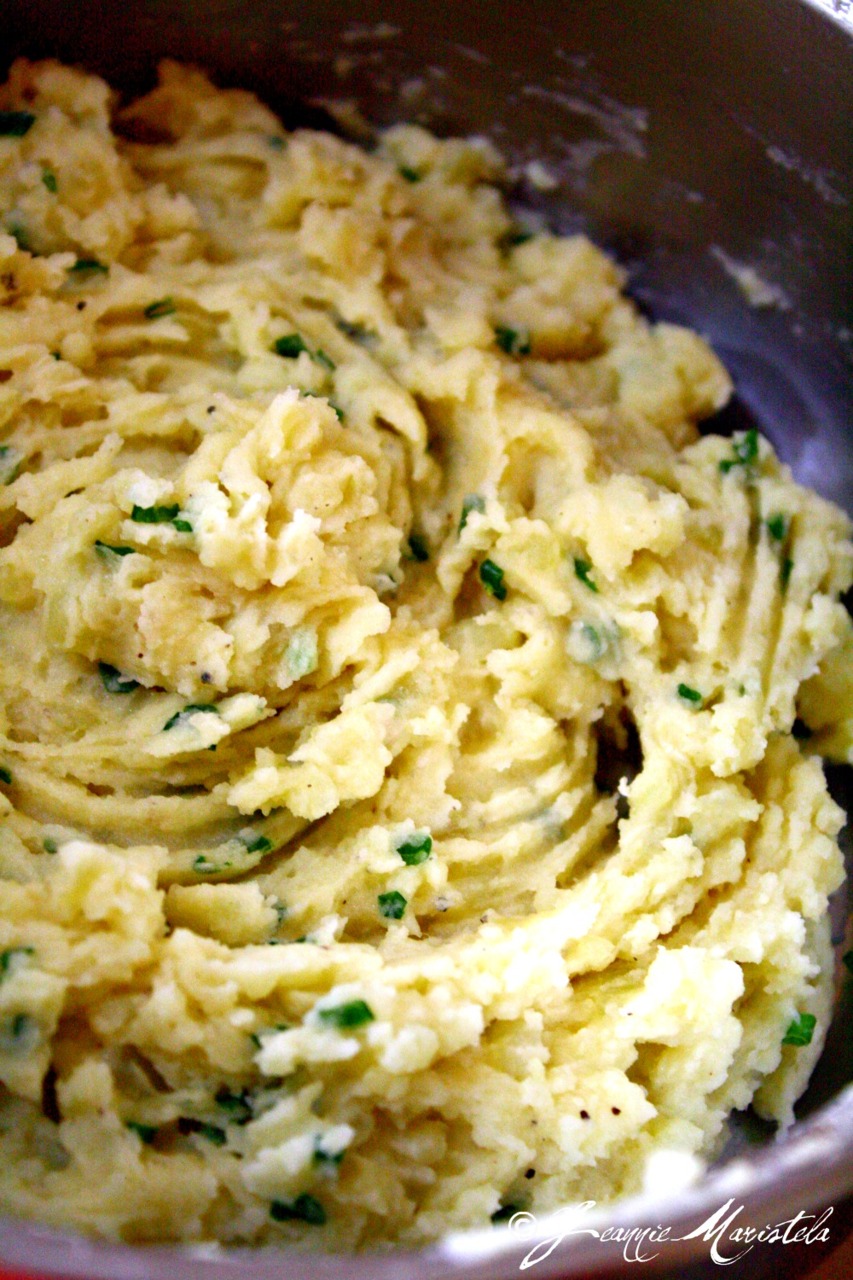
<box><xmin>1</xmin><ymin>2</ymin><xmax>851</xmax><ymax>1275</ymax></box>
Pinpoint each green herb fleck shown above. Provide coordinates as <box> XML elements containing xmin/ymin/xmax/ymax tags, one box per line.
<box><xmin>766</xmin><ymin>513</ymin><xmax>789</xmax><ymax>542</ymax></box>
<box><xmin>782</xmin><ymin>1012</ymin><xmax>816</xmax><ymax>1047</ymax></box>
<box><xmin>99</xmin><ymin>662</ymin><xmax>140</xmax><ymax>694</ymax></box>
<box><xmin>573</xmin><ymin>557</ymin><xmax>599</xmax><ymax>593</ymax></box>
<box><xmin>41</xmin><ymin>168</ymin><xmax>58</xmax><ymax>193</ymax></box>
<box><xmin>396</xmin><ymin>831</ymin><xmax>432</xmax><ymax>866</ymax></box>
<box><xmin>781</xmin><ymin>557</ymin><xmax>793</xmax><ymax>590</ymax></box>
<box><xmin>95</xmin><ymin>540</ymin><xmax>135</xmax><ymax>562</ymax></box>
<box><xmin>43</xmin><ymin>837</ymin><xmax>58</xmax><ymax>854</ymax></box>
<box><xmin>163</xmin><ymin>703</ymin><xmax>218</xmax><ymax>731</ymax></box>
<box><xmin>172</xmin><ymin>518</ymin><xmax>193</xmax><ymax>533</ymax></box>
<box><xmin>272</xmin><ymin>333</ymin><xmax>309</xmax><ymax>358</ymax></box>
<box><xmin>495</xmin><ymin>325</ymin><xmax>531</xmax><ymax>356</ymax></box>
<box><xmin>215</xmin><ymin>1087</ymin><xmax>253</xmax><ymax>1124</ymax></box>
<box><xmin>144</xmin><ymin>297</ymin><xmax>176</xmax><ymax>320</ymax></box>
<box><xmin>407</xmin><ymin>534</ymin><xmax>429</xmax><ymax>562</ymax></box>
<box><xmin>0</xmin><ymin>948</ymin><xmax>34</xmax><ymax>981</ymax></box>
<box><xmin>378</xmin><ymin>890</ymin><xmax>407</xmax><ymax>920</ymax></box>
<box><xmin>677</xmin><ymin>683</ymin><xmax>703</xmax><ymax>706</ymax></box>
<box><xmin>131</xmin><ymin>503</ymin><xmax>180</xmax><ymax>524</ymax></box>
<box><xmin>239</xmin><ymin>831</ymin><xmax>273</xmax><ymax>856</ymax></box>
<box><xmin>0</xmin><ymin>111</ymin><xmax>36</xmax><ymax>137</ymax></box>
<box><xmin>501</xmin><ymin>229</ymin><xmax>534</xmax><ymax>250</ymax></box>
<box><xmin>479</xmin><ymin>558</ymin><xmax>507</xmax><ymax>601</ymax></box>
<box><xmin>0</xmin><ymin>1013</ymin><xmax>38</xmax><ymax>1054</ymax></box>
<box><xmin>0</xmin><ymin>445</ymin><xmax>22</xmax><ymax>485</ymax></box>
<box><xmin>126</xmin><ymin>1121</ymin><xmax>158</xmax><ymax>1144</ymax></box>
<box><xmin>491</xmin><ymin>1203</ymin><xmax>520</xmax><ymax>1224</ymax></box>
<box><xmin>313</xmin><ymin>1136</ymin><xmax>345</xmax><ymax>1169</ymax></box>
<box><xmin>314</xmin><ymin>348</ymin><xmax>335</xmax><ymax>372</ymax></box>
<box><xmin>317</xmin><ymin>999</ymin><xmax>375</xmax><ymax>1030</ymax></box>
<box><xmin>0</xmin><ymin>766</ymin><xmax>11</xmax><ymax>785</ymax></box>
<box><xmin>459</xmin><ymin>493</ymin><xmax>486</xmax><ymax>531</ymax></box>
<box><xmin>398</xmin><ymin>165</ymin><xmax>421</xmax><ymax>183</ymax></box>
<box><xmin>270</xmin><ymin>1194</ymin><xmax>326</xmax><ymax>1225</ymax></box>
<box><xmin>68</xmin><ymin>258</ymin><xmax>108</xmax><ymax>279</ymax></box>
<box><xmin>720</xmin><ymin>428</ymin><xmax>759</xmax><ymax>474</ymax></box>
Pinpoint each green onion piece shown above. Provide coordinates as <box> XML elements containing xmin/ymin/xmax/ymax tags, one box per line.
<box><xmin>782</xmin><ymin>1012</ymin><xmax>817</xmax><ymax>1047</ymax></box>
<box><xmin>239</xmin><ymin>832</ymin><xmax>273</xmax><ymax>855</ymax></box>
<box><xmin>131</xmin><ymin>503</ymin><xmax>180</xmax><ymax>524</ymax></box>
<box><xmin>272</xmin><ymin>333</ymin><xmax>309</xmax><ymax>358</ymax></box>
<box><xmin>0</xmin><ymin>766</ymin><xmax>11</xmax><ymax>785</ymax></box>
<box><xmin>378</xmin><ymin>890</ymin><xmax>407</xmax><ymax>920</ymax></box>
<box><xmin>313</xmin><ymin>1137</ymin><xmax>345</xmax><ymax>1168</ymax></box>
<box><xmin>459</xmin><ymin>493</ymin><xmax>486</xmax><ymax>531</ymax></box>
<box><xmin>172</xmin><ymin>518</ymin><xmax>193</xmax><ymax>533</ymax></box>
<box><xmin>215</xmin><ymin>1087</ymin><xmax>253</xmax><ymax>1123</ymax></box>
<box><xmin>407</xmin><ymin>534</ymin><xmax>429</xmax><ymax>562</ymax></box>
<box><xmin>314</xmin><ymin>348</ymin><xmax>335</xmax><ymax>371</ymax></box>
<box><xmin>491</xmin><ymin>1204</ymin><xmax>520</xmax><ymax>1224</ymax></box>
<box><xmin>7</xmin><ymin>222</ymin><xmax>29</xmax><ymax>252</ymax></box>
<box><xmin>398</xmin><ymin>165</ymin><xmax>421</xmax><ymax>183</ymax></box>
<box><xmin>0</xmin><ymin>111</ymin><xmax>36</xmax><ymax>137</ymax></box>
<box><xmin>163</xmin><ymin>703</ymin><xmax>218</xmax><ymax>731</ymax></box>
<box><xmin>677</xmin><ymin>683</ymin><xmax>703</xmax><ymax>705</ymax></box>
<box><xmin>781</xmin><ymin>557</ymin><xmax>793</xmax><ymax>589</ymax></box>
<box><xmin>270</xmin><ymin>1194</ymin><xmax>327</xmax><ymax>1225</ymax></box>
<box><xmin>766</xmin><ymin>513</ymin><xmax>789</xmax><ymax>542</ymax></box>
<box><xmin>396</xmin><ymin>831</ymin><xmax>432</xmax><ymax>866</ymax></box>
<box><xmin>143</xmin><ymin>297</ymin><xmax>176</xmax><ymax>320</ymax></box>
<box><xmin>0</xmin><ymin>947</ymin><xmax>34</xmax><ymax>981</ymax></box>
<box><xmin>99</xmin><ymin>662</ymin><xmax>140</xmax><ymax>694</ymax></box>
<box><xmin>41</xmin><ymin>168</ymin><xmax>58</xmax><ymax>193</ymax></box>
<box><xmin>720</xmin><ymin>428</ymin><xmax>759</xmax><ymax>473</ymax></box>
<box><xmin>43</xmin><ymin>837</ymin><xmax>58</xmax><ymax>853</ymax></box>
<box><xmin>95</xmin><ymin>540</ymin><xmax>135</xmax><ymax>561</ymax></box>
<box><xmin>126</xmin><ymin>1121</ymin><xmax>158</xmax><ymax>1144</ymax></box>
<box><xmin>495</xmin><ymin>325</ymin><xmax>531</xmax><ymax>356</ymax></box>
<box><xmin>479</xmin><ymin>558</ymin><xmax>507</xmax><ymax>601</ymax></box>
<box><xmin>68</xmin><ymin>258</ymin><xmax>108</xmax><ymax>277</ymax></box>
<box><xmin>317</xmin><ymin>999</ymin><xmax>375</xmax><ymax>1029</ymax></box>
<box><xmin>573</xmin><ymin>557</ymin><xmax>599</xmax><ymax>593</ymax></box>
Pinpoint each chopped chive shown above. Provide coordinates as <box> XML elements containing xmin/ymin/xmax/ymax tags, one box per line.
<box><xmin>1</xmin><ymin>1013</ymin><xmax>38</xmax><ymax>1054</ymax></box>
<box><xmin>313</xmin><ymin>1136</ymin><xmax>345</xmax><ymax>1169</ymax></box>
<box><xmin>494</xmin><ymin>325</ymin><xmax>531</xmax><ymax>356</ymax></box>
<box><xmin>407</xmin><ymin>534</ymin><xmax>429</xmax><ymax>562</ymax></box>
<box><xmin>239</xmin><ymin>832</ymin><xmax>273</xmax><ymax>856</ymax></box>
<box><xmin>317</xmin><ymin>999</ymin><xmax>375</xmax><ymax>1029</ymax></box>
<box><xmin>0</xmin><ymin>766</ymin><xmax>11</xmax><ymax>785</ymax></box>
<box><xmin>131</xmin><ymin>503</ymin><xmax>179</xmax><ymax>524</ymax></box>
<box><xmin>781</xmin><ymin>557</ymin><xmax>793</xmax><ymax>589</ymax></box>
<box><xmin>479</xmin><ymin>558</ymin><xmax>507</xmax><ymax>601</ymax></box>
<box><xmin>270</xmin><ymin>1194</ymin><xmax>326</xmax><ymax>1225</ymax></box>
<box><xmin>99</xmin><ymin>662</ymin><xmax>140</xmax><ymax>694</ymax></box>
<box><xmin>172</xmin><ymin>518</ymin><xmax>193</xmax><ymax>533</ymax></box>
<box><xmin>126</xmin><ymin>1121</ymin><xmax>158</xmax><ymax>1144</ymax></box>
<box><xmin>143</xmin><ymin>297</ymin><xmax>176</xmax><ymax>320</ymax></box>
<box><xmin>193</xmin><ymin>855</ymin><xmax>220</xmax><ymax>874</ymax></box>
<box><xmin>573</xmin><ymin>557</ymin><xmax>599</xmax><ymax>593</ymax></box>
<box><xmin>314</xmin><ymin>348</ymin><xmax>335</xmax><ymax>372</ymax></box>
<box><xmin>163</xmin><ymin>703</ymin><xmax>218</xmax><ymax>731</ymax></box>
<box><xmin>720</xmin><ymin>428</ymin><xmax>759</xmax><ymax>474</ymax></box>
<box><xmin>501</xmin><ymin>229</ymin><xmax>534</xmax><ymax>250</ymax></box>
<box><xmin>396</xmin><ymin>831</ymin><xmax>432</xmax><ymax>866</ymax></box>
<box><xmin>378</xmin><ymin>890</ymin><xmax>407</xmax><ymax>920</ymax></box>
<box><xmin>0</xmin><ymin>111</ymin><xmax>36</xmax><ymax>137</ymax></box>
<box><xmin>491</xmin><ymin>1204</ymin><xmax>520</xmax><ymax>1224</ymax></box>
<box><xmin>7</xmin><ymin>222</ymin><xmax>30</xmax><ymax>252</ymax></box>
<box><xmin>215</xmin><ymin>1087</ymin><xmax>253</xmax><ymax>1123</ymax></box>
<box><xmin>782</xmin><ymin>1012</ymin><xmax>816</xmax><ymax>1047</ymax></box>
<box><xmin>459</xmin><ymin>493</ymin><xmax>486</xmax><ymax>531</ymax></box>
<box><xmin>765</xmin><ymin>513</ymin><xmax>789</xmax><ymax>542</ymax></box>
<box><xmin>329</xmin><ymin>402</ymin><xmax>345</xmax><ymax>422</ymax></box>
<box><xmin>0</xmin><ymin>947</ymin><xmax>34</xmax><ymax>981</ymax></box>
<box><xmin>677</xmin><ymin>683</ymin><xmax>703</xmax><ymax>705</ymax></box>
<box><xmin>398</xmin><ymin>165</ymin><xmax>421</xmax><ymax>183</ymax></box>
<box><xmin>95</xmin><ymin>540</ymin><xmax>135</xmax><ymax>561</ymax></box>
<box><xmin>43</xmin><ymin>837</ymin><xmax>58</xmax><ymax>853</ymax></box>
<box><xmin>68</xmin><ymin>258</ymin><xmax>108</xmax><ymax>278</ymax></box>
<box><xmin>41</xmin><ymin>168</ymin><xmax>58</xmax><ymax>193</ymax></box>
<box><xmin>272</xmin><ymin>333</ymin><xmax>309</xmax><ymax>358</ymax></box>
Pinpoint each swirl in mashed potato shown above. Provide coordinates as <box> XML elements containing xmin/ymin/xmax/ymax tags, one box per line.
<box><xmin>0</xmin><ymin>59</ymin><xmax>850</xmax><ymax>1247</ymax></box>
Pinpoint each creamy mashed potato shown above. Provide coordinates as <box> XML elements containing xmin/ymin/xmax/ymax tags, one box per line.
<box><xmin>0</xmin><ymin>59</ymin><xmax>851</xmax><ymax>1248</ymax></box>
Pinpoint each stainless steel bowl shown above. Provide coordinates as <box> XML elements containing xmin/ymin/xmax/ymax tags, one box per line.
<box><xmin>1</xmin><ymin>2</ymin><xmax>851</xmax><ymax>1276</ymax></box>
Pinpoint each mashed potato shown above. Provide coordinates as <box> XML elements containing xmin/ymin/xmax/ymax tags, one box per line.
<box><xmin>0</xmin><ymin>59</ymin><xmax>850</xmax><ymax>1248</ymax></box>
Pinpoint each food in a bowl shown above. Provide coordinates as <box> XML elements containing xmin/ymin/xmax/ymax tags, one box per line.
<box><xmin>0</xmin><ymin>59</ymin><xmax>850</xmax><ymax>1247</ymax></box>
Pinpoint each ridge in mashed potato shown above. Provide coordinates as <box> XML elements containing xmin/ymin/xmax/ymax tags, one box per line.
<box><xmin>0</xmin><ymin>58</ymin><xmax>850</xmax><ymax>1248</ymax></box>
